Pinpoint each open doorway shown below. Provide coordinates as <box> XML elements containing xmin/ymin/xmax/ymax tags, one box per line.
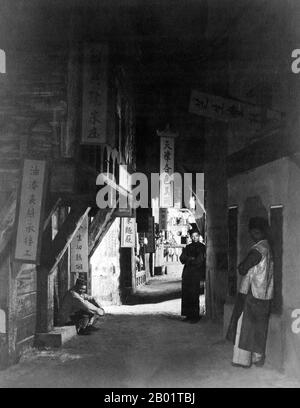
<box><xmin>89</xmin><ymin>165</ymin><xmax>206</xmax><ymax>320</ymax></box>
<box><xmin>152</xmin><ymin>206</ymin><xmax>206</xmax><ymax>317</ymax></box>
<box><xmin>88</xmin><ymin>206</ymin><xmax>206</xmax><ymax>321</ymax></box>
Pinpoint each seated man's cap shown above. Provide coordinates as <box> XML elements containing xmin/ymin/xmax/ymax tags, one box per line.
<box><xmin>75</xmin><ymin>278</ymin><xmax>87</xmax><ymax>286</ymax></box>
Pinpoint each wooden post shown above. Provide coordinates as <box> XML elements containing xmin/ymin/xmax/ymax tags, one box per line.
<box><xmin>54</xmin><ymin>207</ymin><xmax>71</xmax><ymax>325</ymax></box>
<box><xmin>205</xmin><ymin>121</ymin><xmax>228</xmax><ymax>321</ymax></box>
<box><xmin>145</xmin><ymin>253</ymin><xmax>151</xmax><ymax>281</ymax></box>
<box><xmin>57</xmin><ymin>207</ymin><xmax>71</xmax><ymax>300</ymax></box>
<box><xmin>131</xmin><ymin>247</ymin><xmax>137</xmax><ymax>294</ymax></box>
<box><xmin>7</xmin><ymin>253</ymin><xmax>17</xmax><ymax>364</ymax></box>
<box><xmin>49</xmin><ymin>206</ymin><xmax>90</xmax><ymax>275</ymax></box>
<box><xmin>36</xmin><ymin>198</ymin><xmax>60</xmax><ymax>333</ymax></box>
<box><xmin>36</xmin><ymin>222</ymin><xmax>54</xmax><ymax>333</ymax></box>
<box><xmin>36</xmin><ymin>204</ymin><xmax>90</xmax><ymax>333</ymax></box>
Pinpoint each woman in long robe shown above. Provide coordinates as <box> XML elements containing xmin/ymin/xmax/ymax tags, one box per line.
<box><xmin>226</xmin><ymin>217</ymin><xmax>274</xmax><ymax>368</ymax></box>
<box><xmin>180</xmin><ymin>231</ymin><xmax>206</xmax><ymax>323</ymax></box>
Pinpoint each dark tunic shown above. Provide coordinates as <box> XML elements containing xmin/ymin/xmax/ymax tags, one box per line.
<box><xmin>226</xmin><ymin>239</ymin><xmax>273</xmax><ymax>356</ymax></box>
<box><xmin>226</xmin><ymin>290</ymin><xmax>271</xmax><ymax>355</ymax></box>
<box><xmin>180</xmin><ymin>242</ymin><xmax>206</xmax><ymax>319</ymax></box>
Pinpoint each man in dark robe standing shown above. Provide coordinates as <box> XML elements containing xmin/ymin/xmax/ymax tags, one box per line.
<box><xmin>180</xmin><ymin>230</ymin><xmax>206</xmax><ymax>323</ymax></box>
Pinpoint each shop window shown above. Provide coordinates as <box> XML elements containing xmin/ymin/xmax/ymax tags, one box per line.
<box><xmin>0</xmin><ymin>49</ymin><xmax>5</xmax><ymax>74</ymax></box>
<box><xmin>270</xmin><ymin>206</ymin><xmax>283</xmax><ymax>315</ymax></box>
<box><xmin>228</xmin><ymin>206</ymin><xmax>238</xmax><ymax>297</ymax></box>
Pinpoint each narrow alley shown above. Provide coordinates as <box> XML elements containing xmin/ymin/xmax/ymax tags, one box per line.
<box><xmin>0</xmin><ymin>274</ymin><xmax>299</xmax><ymax>388</ymax></box>
<box><xmin>1</xmin><ymin>0</ymin><xmax>300</xmax><ymax>389</ymax></box>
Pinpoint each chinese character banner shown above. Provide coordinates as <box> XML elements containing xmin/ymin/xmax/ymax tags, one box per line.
<box><xmin>70</xmin><ymin>215</ymin><xmax>89</xmax><ymax>273</ymax></box>
<box><xmin>81</xmin><ymin>43</ymin><xmax>108</xmax><ymax>144</ymax></box>
<box><xmin>189</xmin><ymin>89</ymin><xmax>263</xmax><ymax>129</ymax></box>
<box><xmin>14</xmin><ymin>159</ymin><xmax>47</xmax><ymax>263</ymax></box>
<box><xmin>121</xmin><ymin>217</ymin><xmax>136</xmax><ymax>248</ymax></box>
<box><xmin>160</xmin><ymin>136</ymin><xmax>174</xmax><ymax>208</ymax></box>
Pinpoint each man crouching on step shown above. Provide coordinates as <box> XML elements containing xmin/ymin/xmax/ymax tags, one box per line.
<box><xmin>59</xmin><ymin>278</ymin><xmax>105</xmax><ymax>335</ymax></box>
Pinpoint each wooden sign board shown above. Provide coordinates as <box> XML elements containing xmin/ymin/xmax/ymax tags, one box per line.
<box><xmin>14</xmin><ymin>159</ymin><xmax>47</xmax><ymax>264</ymax></box>
<box><xmin>189</xmin><ymin>90</ymin><xmax>262</xmax><ymax>129</ymax></box>
<box><xmin>16</xmin><ymin>265</ymin><xmax>36</xmax><ymax>295</ymax></box>
<box><xmin>81</xmin><ymin>43</ymin><xmax>108</xmax><ymax>144</ymax></box>
<box><xmin>189</xmin><ymin>89</ymin><xmax>283</xmax><ymax>129</ymax></box>
<box><xmin>160</xmin><ymin>136</ymin><xmax>174</xmax><ymax>208</ymax></box>
<box><xmin>121</xmin><ymin>217</ymin><xmax>136</xmax><ymax>248</ymax></box>
<box><xmin>159</xmin><ymin>208</ymin><xmax>168</xmax><ymax>230</ymax></box>
<box><xmin>70</xmin><ymin>215</ymin><xmax>89</xmax><ymax>273</ymax></box>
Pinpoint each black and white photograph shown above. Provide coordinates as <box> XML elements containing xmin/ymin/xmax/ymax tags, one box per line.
<box><xmin>0</xmin><ymin>0</ymin><xmax>300</xmax><ymax>391</ymax></box>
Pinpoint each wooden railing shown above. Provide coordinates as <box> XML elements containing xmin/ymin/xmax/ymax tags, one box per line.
<box><xmin>136</xmin><ymin>269</ymin><xmax>147</xmax><ymax>287</ymax></box>
<box><xmin>164</xmin><ymin>245</ymin><xmax>184</xmax><ymax>264</ymax></box>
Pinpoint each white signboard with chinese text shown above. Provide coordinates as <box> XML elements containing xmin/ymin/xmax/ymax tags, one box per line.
<box><xmin>121</xmin><ymin>217</ymin><xmax>136</xmax><ymax>248</ymax></box>
<box><xmin>14</xmin><ymin>159</ymin><xmax>47</xmax><ymax>263</ymax></box>
<box><xmin>81</xmin><ymin>43</ymin><xmax>108</xmax><ymax>144</ymax></box>
<box><xmin>70</xmin><ymin>215</ymin><xmax>89</xmax><ymax>273</ymax></box>
<box><xmin>160</xmin><ymin>136</ymin><xmax>175</xmax><ymax>208</ymax></box>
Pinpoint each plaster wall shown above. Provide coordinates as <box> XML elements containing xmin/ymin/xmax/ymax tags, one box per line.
<box><xmin>90</xmin><ymin>218</ymin><xmax>122</xmax><ymax>306</ymax></box>
<box><xmin>228</xmin><ymin>157</ymin><xmax>300</xmax><ymax>375</ymax></box>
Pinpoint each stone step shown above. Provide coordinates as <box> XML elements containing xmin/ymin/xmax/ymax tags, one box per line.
<box><xmin>35</xmin><ymin>326</ymin><xmax>77</xmax><ymax>348</ymax></box>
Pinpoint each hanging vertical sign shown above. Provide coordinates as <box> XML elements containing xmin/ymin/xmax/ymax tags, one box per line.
<box><xmin>81</xmin><ymin>43</ymin><xmax>108</xmax><ymax>144</ymax></box>
<box><xmin>158</xmin><ymin>126</ymin><xmax>177</xmax><ymax>208</ymax></box>
<box><xmin>70</xmin><ymin>215</ymin><xmax>89</xmax><ymax>273</ymax></box>
<box><xmin>159</xmin><ymin>208</ymin><xmax>168</xmax><ymax>230</ymax></box>
<box><xmin>121</xmin><ymin>217</ymin><xmax>136</xmax><ymax>248</ymax></box>
<box><xmin>14</xmin><ymin>159</ymin><xmax>47</xmax><ymax>264</ymax></box>
<box><xmin>145</xmin><ymin>216</ymin><xmax>155</xmax><ymax>253</ymax></box>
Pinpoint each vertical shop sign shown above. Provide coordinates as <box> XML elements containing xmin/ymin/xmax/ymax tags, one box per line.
<box><xmin>81</xmin><ymin>43</ymin><xmax>108</xmax><ymax>144</ymax></box>
<box><xmin>121</xmin><ymin>217</ymin><xmax>136</xmax><ymax>248</ymax></box>
<box><xmin>70</xmin><ymin>215</ymin><xmax>89</xmax><ymax>273</ymax></box>
<box><xmin>14</xmin><ymin>159</ymin><xmax>47</xmax><ymax>263</ymax></box>
<box><xmin>159</xmin><ymin>135</ymin><xmax>175</xmax><ymax>208</ymax></box>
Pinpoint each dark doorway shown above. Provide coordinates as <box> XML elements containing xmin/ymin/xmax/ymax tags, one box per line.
<box><xmin>228</xmin><ymin>206</ymin><xmax>238</xmax><ymax>298</ymax></box>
